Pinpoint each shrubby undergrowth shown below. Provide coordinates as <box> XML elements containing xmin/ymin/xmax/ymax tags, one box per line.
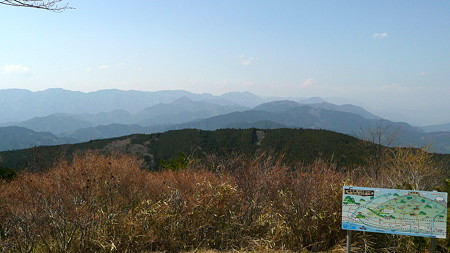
<box><xmin>0</xmin><ymin>151</ymin><xmax>448</xmax><ymax>252</ymax></box>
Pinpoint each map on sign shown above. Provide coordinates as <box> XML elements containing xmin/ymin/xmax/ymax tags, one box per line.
<box><xmin>342</xmin><ymin>186</ymin><xmax>447</xmax><ymax>238</ymax></box>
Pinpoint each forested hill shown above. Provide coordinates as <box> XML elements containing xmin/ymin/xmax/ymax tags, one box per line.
<box><xmin>0</xmin><ymin>128</ymin><xmax>376</xmax><ymax>172</ymax></box>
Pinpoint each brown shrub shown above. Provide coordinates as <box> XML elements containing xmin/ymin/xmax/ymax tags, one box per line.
<box><xmin>2</xmin><ymin>151</ymin><xmax>442</xmax><ymax>252</ymax></box>
<box><xmin>0</xmin><ymin>152</ymin><xmax>146</xmax><ymax>252</ymax></box>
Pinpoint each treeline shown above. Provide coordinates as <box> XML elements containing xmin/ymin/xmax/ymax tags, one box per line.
<box><xmin>0</xmin><ymin>128</ymin><xmax>379</xmax><ymax>174</ymax></box>
<box><xmin>0</xmin><ymin>149</ymin><xmax>448</xmax><ymax>252</ymax></box>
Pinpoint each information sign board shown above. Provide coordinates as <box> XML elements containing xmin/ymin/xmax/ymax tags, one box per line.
<box><xmin>342</xmin><ymin>186</ymin><xmax>447</xmax><ymax>238</ymax></box>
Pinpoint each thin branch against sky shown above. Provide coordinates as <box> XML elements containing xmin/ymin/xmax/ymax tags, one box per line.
<box><xmin>0</xmin><ymin>0</ymin><xmax>72</xmax><ymax>12</ymax></box>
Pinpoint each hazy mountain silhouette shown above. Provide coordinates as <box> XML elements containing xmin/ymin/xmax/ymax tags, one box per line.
<box><xmin>3</xmin><ymin>97</ymin><xmax>248</xmax><ymax>134</ymax></box>
<box><xmin>0</xmin><ymin>89</ymin><xmax>253</xmax><ymax>123</ymax></box>
<box><xmin>253</xmin><ymin>100</ymin><xmax>379</xmax><ymax>119</ymax></box>
<box><xmin>0</xmin><ymin>126</ymin><xmax>76</xmax><ymax>151</ymax></box>
<box><xmin>172</xmin><ymin>106</ymin><xmax>378</xmax><ymax>133</ymax></box>
<box><xmin>135</xmin><ymin>97</ymin><xmax>248</xmax><ymax>126</ymax></box>
<box><xmin>60</xmin><ymin>124</ymin><xmax>148</xmax><ymax>142</ymax></box>
<box><xmin>422</xmin><ymin>123</ymin><xmax>450</xmax><ymax>133</ymax></box>
<box><xmin>2</xmin><ymin>113</ymin><xmax>92</xmax><ymax>134</ymax></box>
<box><xmin>159</xmin><ymin>104</ymin><xmax>448</xmax><ymax>153</ymax></box>
<box><xmin>220</xmin><ymin>92</ymin><xmax>266</xmax><ymax>107</ymax></box>
<box><xmin>1</xmin><ymin>88</ymin><xmax>449</xmax><ymax>153</ymax></box>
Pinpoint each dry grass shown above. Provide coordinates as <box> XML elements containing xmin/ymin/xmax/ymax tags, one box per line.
<box><xmin>0</xmin><ymin>151</ymin><xmax>447</xmax><ymax>252</ymax></box>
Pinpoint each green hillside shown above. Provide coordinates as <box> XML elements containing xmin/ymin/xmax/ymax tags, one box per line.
<box><xmin>0</xmin><ymin>128</ymin><xmax>376</xmax><ymax>172</ymax></box>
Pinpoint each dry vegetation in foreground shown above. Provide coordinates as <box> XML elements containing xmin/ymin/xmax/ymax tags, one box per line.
<box><xmin>0</xmin><ymin>151</ymin><xmax>448</xmax><ymax>253</ymax></box>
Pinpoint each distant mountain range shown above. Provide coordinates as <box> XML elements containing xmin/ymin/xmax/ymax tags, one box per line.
<box><xmin>0</xmin><ymin>88</ymin><xmax>357</xmax><ymax>124</ymax></box>
<box><xmin>2</xmin><ymin>97</ymin><xmax>248</xmax><ymax>134</ymax></box>
<box><xmin>422</xmin><ymin>123</ymin><xmax>450</xmax><ymax>133</ymax></box>
<box><xmin>0</xmin><ymin>88</ymin><xmax>449</xmax><ymax>154</ymax></box>
<box><xmin>0</xmin><ymin>126</ymin><xmax>76</xmax><ymax>151</ymax></box>
<box><xmin>0</xmin><ymin>88</ymin><xmax>263</xmax><ymax>123</ymax></box>
<box><xmin>252</xmin><ymin>100</ymin><xmax>379</xmax><ymax>119</ymax></box>
<box><xmin>158</xmin><ymin>102</ymin><xmax>447</xmax><ymax>153</ymax></box>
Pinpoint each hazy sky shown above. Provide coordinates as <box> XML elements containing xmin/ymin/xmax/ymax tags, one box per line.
<box><xmin>0</xmin><ymin>1</ymin><xmax>449</xmax><ymax>125</ymax></box>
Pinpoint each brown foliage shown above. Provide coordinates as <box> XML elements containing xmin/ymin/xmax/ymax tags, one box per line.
<box><xmin>0</xmin><ymin>151</ymin><xmax>446</xmax><ymax>252</ymax></box>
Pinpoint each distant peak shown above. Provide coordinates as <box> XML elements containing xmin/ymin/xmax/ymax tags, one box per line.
<box><xmin>41</xmin><ymin>88</ymin><xmax>71</xmax><ymax>92</ymax></box>
<box><xmin>171</xmin><ymin>96</ymin><xmax>194</xmax><ymax>104</ymax></box>
<box><xmin>45</xmin><ymin>88</ymin><xmax>66</xmax><ymax>91</ymax></box>
<box><xmin>38</xmin><ymin>88</ymin><xmax>84</xmax><ymax>94</ymax></box>
<box><xmin>259</xmin><ymin>100</ymin><xmax>301</xmax><ymax>106</ymax></box>
<box><xmin>222</xmin><ymin>91</ymin><xmax>253</xmax><ymax>95</ymax></box>
<box><xmin>298</xmin><ymin>97</ymin><xmax>326</xmax><ymax>104</ymax></box>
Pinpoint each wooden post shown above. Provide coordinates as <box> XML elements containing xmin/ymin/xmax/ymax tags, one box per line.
<box><xmin>430</xmin><ymin>237</ymin><xmax>436</xmax><ymax>253</ymax></box>
<box><xmin>346</xmin><ymin>230</ymin><xmax>352</xmax><ymax>253</ymax></box>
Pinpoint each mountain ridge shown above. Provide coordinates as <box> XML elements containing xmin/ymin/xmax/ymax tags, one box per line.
<box><xmin>0</xmin><ymin>88</ymin><xmax>253</xmax><ymax>123</ymax></box>
<box><xmin>0</xmin><ymin>128</ymin><xmax>376</xmax><ymax>171</ymax></box>
<box><xmin>1</xmin><ymin>88</ymin><xmax>449</xmax><ymax>153</ymax></box>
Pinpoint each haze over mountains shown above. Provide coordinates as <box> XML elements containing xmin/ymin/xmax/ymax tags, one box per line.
<box><xmin>1</xmin><ymin>88</ymin><xmax>450</xmax><ymax>153</ymax></box>
<box><xmin>0</xmin><ymin>88</ymin><xmax>261</xmax><ymax>123</ymax></box>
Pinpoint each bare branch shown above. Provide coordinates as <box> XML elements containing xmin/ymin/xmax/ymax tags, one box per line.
<box><xmin>0</xmin><ymin>0</ymin><xmax>72</xmax><ymax>12</ymax></box>
<box><xmin>359</xmin><ymin>119</ymin><xmax>403</xmax><ymax>179</ymax></box>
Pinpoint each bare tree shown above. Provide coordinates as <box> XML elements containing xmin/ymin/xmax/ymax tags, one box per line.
<box><xmin>0</xmin><ymin>0</ymin><xmax>72</xmax><ymax>12</ymax></box>
<box><xmin>381</xmin><ymin>145</ymin><xmax>444</xmax><ymax>191</ymax></box>
<box><xmin>359</xmin><ymin>119</ymin><xmax>402</xmax><ymax>178</ymax></box>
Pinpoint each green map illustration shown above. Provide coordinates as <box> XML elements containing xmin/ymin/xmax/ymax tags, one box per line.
<box><xmin>342</xmin><ymin>186</ymin><xmax>447</xmax><ymax>238</ymax></box>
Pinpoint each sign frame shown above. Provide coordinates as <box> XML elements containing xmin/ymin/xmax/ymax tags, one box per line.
<box><xmin>342</xmin><ymin>186</ymin><xmax>448</xmax><ymax>239</ymax></box>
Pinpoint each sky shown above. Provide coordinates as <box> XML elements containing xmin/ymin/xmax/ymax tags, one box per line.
<box><xmin>0</xmin><ymin>0</ymin><xmax>449</xmax><ymax>125</ymax></box>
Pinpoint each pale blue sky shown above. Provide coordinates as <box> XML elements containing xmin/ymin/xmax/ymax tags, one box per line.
<box><xmin>0</xmin><ymin>1</ymin><xmax>449</xmax><ymax>124</ymax></box>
